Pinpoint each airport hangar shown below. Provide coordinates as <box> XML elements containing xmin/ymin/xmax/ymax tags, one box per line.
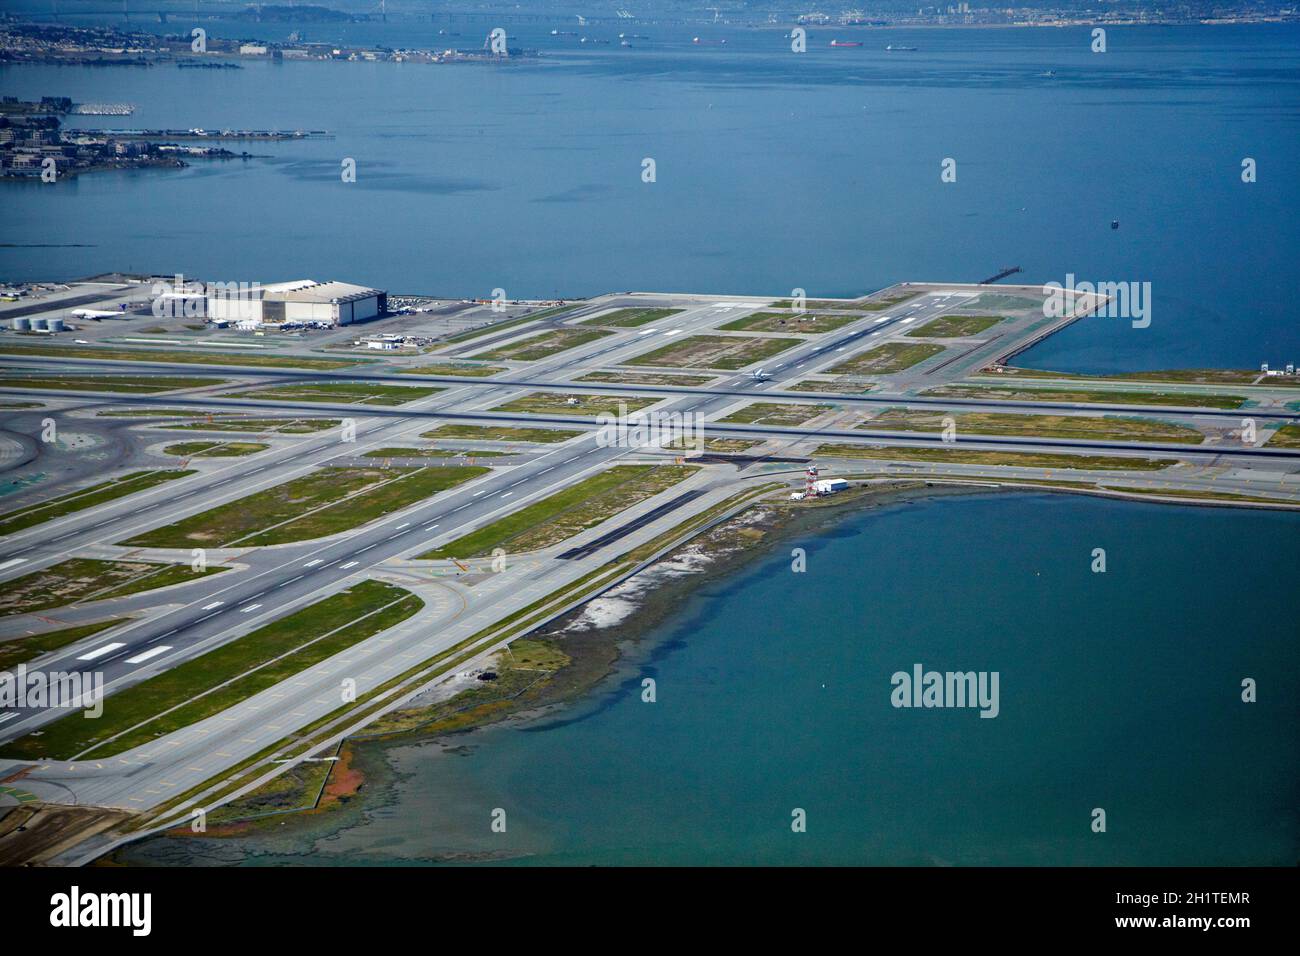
<box><xmin>205</xmin><ymin>279</ymin><xmax>385</xmax><ymax>327</ymax></box>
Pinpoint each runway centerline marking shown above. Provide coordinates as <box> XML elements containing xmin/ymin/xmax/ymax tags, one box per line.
<box><xmin>77</xmin><ymin>642</ymin><xmax>125</xmax><ymax>661</ymax></box>
<box><xmin>126</xmin><ymin>646</ymin><xmax>172</xmax><ymax>665</ymax></box>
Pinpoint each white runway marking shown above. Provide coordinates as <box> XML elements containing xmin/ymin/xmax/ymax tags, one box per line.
<box><xmin>202</xmin><ymin>601</ymin><xmax>224</xmax><ymax>610</ymax></box>
<box><xmin>0</xmin><ymin>558</ymin><xmax>28</xmax><ymax>571</ymax></box>
<box><xmin>304</xmin><ymin>559</ymin><xmax>323</xmax><ymax>567</ymax></box>
<box><xmin>239</xmin><ymin>604</ymin><xmax>262</xmax><ymax>613</ymax></box>
<box><xmin>126</xmin><ymin>646</ymin><xmax>172</xmax><ymax>665</ymax></box>
<box><xmin>77</xmin><ymin>642</ymin><xmax>125</xmax><ymax>661</ymax></box>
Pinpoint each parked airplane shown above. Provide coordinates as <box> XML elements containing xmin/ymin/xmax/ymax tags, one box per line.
<box><xmin>70</xmin><ymin>308</ymin><xmax>126</xmax><ymax>320</ymax></box>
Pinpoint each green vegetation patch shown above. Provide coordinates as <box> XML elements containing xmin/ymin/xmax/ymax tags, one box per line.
<box><xmin>787</xmin><ymin>379</ymin><xmax>874</xmax><ymax>395</ymax></box>
<box><xmin>0</xmin><ymin>580</ymin><xmax>423</xmax><ymax>760</ymax></box>
<box><xmin>97</xmin><ymin>408</ymin><xmax>209</xmax><ymax>417</ymax></box>
<box><xmin>0</xmin><ymin>558</ymin><xmax>226</xmax><ymax>618</ymax></box>
<box><xmin>924</xmin><ymin>383</ymin><xmax>1246</xmax><ymax>410</ymax></box>
<box><xmin>0</xmin><ymin>374</ymin><xmax>224</xmax><ymax>393</ymax></box>
<box><xmin>858</xmin><ymin>290</ymin><xmax>923</xmax><ymax>311</ymax></box>
<box><xmin>0</xmin><ymin>619</ymin><xmax>129</xmax><ymax>673</ymax></box>
<box><xmin>576</xmin><ymin>370</ymin><xmax>715</xmax><ymax>387</ymax></box>
<box><xmin>863</xmin><ymin>409</ymin><xmax>1205</xmax><ymax>444</ymax></box>
<box><xmin>422</xmin><ymin>424</ymin><xmax>582</xmax><ymax>443</ymax></box>
<box><xmin>829</xmin><ymin>342</ymin><xmax>945</xmax><ymax>375</ymax></box>
<box><xmin>996</xmin><ymin>366</ymin><xmax>1300</xmax><ymax>388</ymax></box>
<box><xmin>478</xmin><ymin>327</ymin><xmax>612</xmax><ymax>361</ymax></box>
<box><xmin>123</xmin><ymin>465</ymin><xmax>488</xmax><ymax>548</ymax></box>
<box><xmin>966</xmin><ymin>293</ymin><xmax>1042</xmax><ymax>312</ymax></box>
<box><xmin>171</xmin><ymin>417</ymin><xmax>340</xmax><ymax>434</ymax></box>
<box><xmin>0</xmin><ymin>344</ymin><xmax>362</xmax><ymax>371</ymax></box>
<box><xmin>229</xmin><ymin>381</ymin><xmax>443</xmax><ymax>406</ymax></box>
<box><xmin>361</xmin><ymin>637</ymin><xmax>572</xmax><ymax>740</ymax></box>
<box><xmin>0</xmin><ymin>470</ymin><xmax>193</xmax><ymax>534</ymax></box>
<box><xmin>720</xmin><ymin>402</ymin><xmax>834</xmax><ymax>426</ymax></box>
<box><xmin>363</xmin><ymin>447</ymin><xmax>509</xmax><ymax>459</ymax></box>
<box><xmin>770</xmin><ymin>290</ymin><xmax>921</xmax><ymax>312</ymax></box>
<box><xmin>719</xmin><ymin>311</ymin><xmax>859</xmax><ymax>333</ymax></box>
<box><xmin>669</xmin><ymin>437</ymin><xmax>763</xmax><ymax>453</ymax></box>
<box><xmin>815</xmin><ymin>444</ymin><xmax>1177</xmax><ymax>471</ymax></box>
<box><xmin>420</xmin><ymin>464</ymin><xmax>697</xmax><ymax>558</ymax></box>
<box><xmin>1267</xmin><ymin>424</ymin><xmax>1300</xmax><ymax>448</ymax></box>
<box><xmin>905</xmin><ymin>314</ymin><xmax>1003</xmax><ymax>338</ymax></box>
<box><xmin>580</xmin><ymin>307</ymin><xmax>684</xmax><ymax>328</ymax></box>
<box><xmin>489</xmin><ymin>391</ymin><xmax>659</xmax><ymax>417</ymax></box>
<box><xmin>163</xmin><ymin>441</ymin><xmax>268</xmax><ymax>458</ymax></box>
<box><xmin>626</xmin><ymin>334</ymin><xmax>801</xmax><ymax>371</ymax></box>
<box><xmin>441</xmin><ymin>308</ymin><xmax>569</xmax><ymax>345</ymax></box>
<box><xmin>1103</xmin><ymin>486</ymin><xmax>1296</xmax><ymax>505</ymax></box>
<box><xmin>399</xmin><ymin>363</ymin><xmax>504</xmax><ymax>377</ymax></box>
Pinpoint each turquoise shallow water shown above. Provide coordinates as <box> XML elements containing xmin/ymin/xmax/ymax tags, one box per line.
<box><xmin>117</xmin><ymin>493</ymin><xmax>1300</xmax><ymax>866</ymax></box>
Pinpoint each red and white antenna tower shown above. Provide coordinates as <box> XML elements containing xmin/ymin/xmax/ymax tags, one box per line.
<box><xmin>805</xmin><ymin>464</ymin><xmax>819</xmax><ymax>497</ymax></box>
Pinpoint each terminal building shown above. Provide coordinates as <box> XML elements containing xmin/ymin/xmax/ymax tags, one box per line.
<box><xmin>205</xmin><ymin>279</ymin><xmax>385</xmax><ymax>329</ymax></box>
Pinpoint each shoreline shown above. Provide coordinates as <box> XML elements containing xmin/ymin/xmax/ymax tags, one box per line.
<box><xmin>104</xmin><ymin>476</ymin><xmax>1300</xmax><ymax>863</ymax></box>
<box><xmin>130</xmin><ymin>479</ymin><xmax>1005</xmax><ymax>851</ymax></box>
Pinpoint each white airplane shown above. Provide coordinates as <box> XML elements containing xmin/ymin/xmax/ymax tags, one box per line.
<box><xmin>750</xmin><ymin>368</ymin><xmax>770</xmax><ymax>382</ymax></box>
<box><xmin>70</xmin><ymin>308</ymin><xmax>125</xmax><ymax>320</ymax></box>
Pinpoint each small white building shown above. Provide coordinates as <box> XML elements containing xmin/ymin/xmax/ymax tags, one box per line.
<box><xmin>814</xmin><ymin>478</ymin><xmax>849</xmax><ymax>495</ymax></box>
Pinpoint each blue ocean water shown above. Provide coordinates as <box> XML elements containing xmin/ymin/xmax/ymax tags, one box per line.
<box><xmin>114</xmin><ymin>493</ymin><xmax>1300</xmax><ymax>866</ymax></box>
<box><xmin>3</xmin><ymin>22</ymin><xmax>1299</xmax><ymax>372</ymax></box>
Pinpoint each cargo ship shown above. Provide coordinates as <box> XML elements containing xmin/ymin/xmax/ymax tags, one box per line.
<box><xmin>829</xmin><ymin>39</ymin><xmax>863</xmax><ymax>47</ymax></box>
